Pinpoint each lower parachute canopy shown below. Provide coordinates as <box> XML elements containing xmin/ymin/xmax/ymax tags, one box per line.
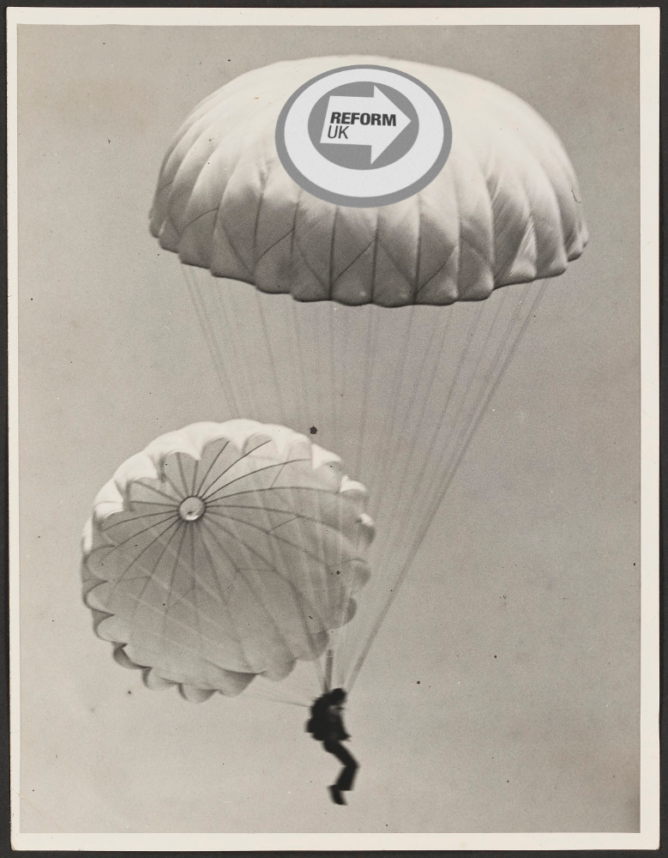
<box><xmin>81</xmin><ymin>420</ymin><xmax>374</xmax><ymax>702</ymax></box>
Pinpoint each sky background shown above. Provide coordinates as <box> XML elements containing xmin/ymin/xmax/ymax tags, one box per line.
<box><xmin>16</xmin><ymin>24</ymin><xmax>641</xmax><ymax>835</ymax></box>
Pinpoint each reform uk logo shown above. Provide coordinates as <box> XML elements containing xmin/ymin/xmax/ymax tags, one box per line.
<box><xmin>275</xmin><ymin>65</ymin><xmax>452</xmax><ymax>208</ymax></box>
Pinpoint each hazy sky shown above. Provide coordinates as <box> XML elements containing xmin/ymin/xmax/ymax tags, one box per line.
<box><xmin>16</xmin><ymin>23</ymin><xmax>641</xmax><ymax>836</ymax></box>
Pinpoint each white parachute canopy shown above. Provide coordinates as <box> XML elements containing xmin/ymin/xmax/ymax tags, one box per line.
<box><xmin>82</xmin><ymin>420</ymin><xmax>374</xmax><ymax>702</ymax></box>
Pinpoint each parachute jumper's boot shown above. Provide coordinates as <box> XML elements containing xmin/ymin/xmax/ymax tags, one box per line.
<box><xmin>329</xmin><ymin>785</ymin><xmax>345</xmax><ymax>805</ymax></box>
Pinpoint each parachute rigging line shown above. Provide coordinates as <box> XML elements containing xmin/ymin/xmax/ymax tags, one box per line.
<box><xmin>346</xmin><ymin>281</ymin><xmax>548</xmax><ymax>690</ymax></box>
<box><xmin>183</xmin><ymin>269</ymin><xmax>241</xmax><ymax>416</ymax></box>
<box><xmin>178</xmin><ymin>272</ymin><xmax>544</xmax><ymax>694</ymax></box>
<box><xmin>373</xmin><ymin>289</ymin><xmax>508</xmax><ymax>579</ymax></box>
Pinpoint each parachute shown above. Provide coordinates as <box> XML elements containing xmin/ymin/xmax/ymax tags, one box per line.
<box><xmin>81</xmin><ymin>420</ymin><xmax>374</xmax><ymax>701</ymax></box>
<box><xmin>150</xmin><ymin>56</ymin><xmax>586</xmax><ymax>301</ymax></box>
<box><xmin>124</xmin><ymin>55</ymin><xmax>587</xmax><ymax>698</ymax></box>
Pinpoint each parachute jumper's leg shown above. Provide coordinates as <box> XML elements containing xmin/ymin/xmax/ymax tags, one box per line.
<box><xmin>325</xmin><ymin>741</ymin><xmax>358</xmax><ymax>805</ymax></box>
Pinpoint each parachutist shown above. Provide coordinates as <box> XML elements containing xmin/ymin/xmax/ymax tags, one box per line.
<box><xmin>307</xmin><ymin>687</ymin><xmax>358</xmax><ymax>805</ymax></box>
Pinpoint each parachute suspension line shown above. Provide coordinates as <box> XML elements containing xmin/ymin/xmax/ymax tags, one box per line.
<box><xmin>243</xmin><ymin>684</ymin><xmax>310</xmax><ymax>708</ymax></box>
<box><xmin>328</xmin><ymin>306</ymin><xmax>339</xmax><ymax>441</ymax></box>
<box><xmin>371</xmin><ymin>306</ymin><xmax>452</xmax><ymax>577</ymax></box>
<box><xmin>403</xmin><ymin>283</ymin><xmax>547</xmax><ymax>594</ymax></box>
<box><xmin>337</xmin><ymin>303</ymin><xmax>447</xmax><ymax>673</ymax></box>
<box><xmin>336</xmin><ymin>315</ymin><xmax>376</xmax><ymax>673</ymax></box>
<box><xmin>333</xmin><ymin>304</ymin><xmax>417</xmax><ymax>673</ymax></box>
<box><xmin>312</xmin><ymin>305</ymin><xmax>326</xmax><ymax>434</ymax></box>
<box><xmin>324</xmin><ymin>648</ymin><xmax>334</xmax><ymax>691</ymax></box>
<box><xmin>405</xmin><ymin>293</ymin><xmax>517</xmax><ymax>545</ymax></box>
<box><xmin>329</xmin><ymin>304</ymin><xmax>377</xmax><ymax>682</ymax></box>
<box><xmin>372</xmin><ymin>302</ymin><xmax>481</xmax><ymax>579</ymax></box>
<box><xmin>346</xmin><ymin>282</ymin><xmax>548</xmax><ymax>691</ymax></box>
<box><xmin>270</xmin><ymin>428</ymin><xmax>332</xmax><ymax>694</ymax></box>
<box><xmin>258</xmin><ymin>302</ymin><xmax>334</xmax><ymax>695</ymax></box>
<box><xmin>415</xmin><ymin>283</ymin><xmax>548</xmax><ymax>558</ymax></box>
<box><xmin>284</xmin><ymin>299</ymin><xmax>363</xmax><ymax>693</ymax></box>
<box><xmin>335</xmin><ymin>484</ymin><xmax>373</xmax><ymax>686</ymax></box>
<box><xmin>182</xmin><ymin>269</ymin><xmax>242</xmax><ymax>416</ymax></box>
<box><xmin>209</xmin><ymin>280</ymin><xmax>256</xmax><ymax>418</ymax></box>
<box><xmin>336</xmin><ymin>302</ymin><xmax>459</xmax><ymax>672</ymax></box>
<box><xmin>392</xmin><ymin>307</ymin><xmax>445</xmax><ymax>472</ymax></box>
<box><xmin>252</xmin><ymin>289</ymin><xmax>289</xmax><ymax>427</ymax></box>
<box><xmin>287</xmin><ymin>298</ymin><xmax>313</xmax><ymax>435</ymax></box>
<box><xmin>233</xmin><ymin>285</ymin><xmax>275</xmax><ymax>420</ymax></box>
<box><xmin>376</xmin><ymin>290</ymin><xmax>509</xmax><ymax>577</ymax></box>
<box><xmin>287</xmin><ymin>299</ymin><xmax>309</xmax><ymax>432</ymax></box>
<box><xmin>322</xmin><ymin>305</ymin><xmax>379</xmax><ymax>668</ymax></box>
<box><xmin>325</xmin><ymin>438</ymin><xmax>348</xmax><ymax>689</ymax></box>
<box><xmin>284</xmin><ymin>470</ymin><xmax>331</xmax><ymax>695</ymax></box>
<box><xmin>401</xmin><ymin>285</ymin><xmax>530</xmax><ymax>555</ymax></box>
<box><xmin>355</xmin><ymin>305</ymin><xmax>378</xmax><ymax>479</ymax></box>
<box><xmin>339</xmin><ymin>304</ymin><xmax>351</xmax><ymax>448</ymax></box>
<box><xmin>265</xmin><ymin>299</ymin><xmax>339</xmax><ymax>690</ymax></box>
<box><xmin>299</xmin><ymin>303</ymin><xmax>324</xmax><ymax>435</ymax></box>
<box><xmin>368</xmin><ymin>306</ymin><xmax>418</xmax><ymax>524</ymax></box>
<box><xmin>211</xmin><ymin>276</ymin><xmax>260</xmax><ymax>420</ymax></box>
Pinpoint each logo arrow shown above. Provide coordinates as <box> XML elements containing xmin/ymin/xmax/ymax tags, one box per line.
<box><xmin>319</xmin><ymin>86</ymin><xmax>411</xmax><ymax>164</ymax></box>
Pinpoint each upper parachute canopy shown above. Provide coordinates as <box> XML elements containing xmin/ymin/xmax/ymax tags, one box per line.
<box><xmin>150</xmin><ymin>56</ymin><xmax>588</xmax><ymax>307</ymax></box>
<box><xmin>81</xmin><ymin>420</ymin><xmax>374</xmax><ymax>702</ymax></box>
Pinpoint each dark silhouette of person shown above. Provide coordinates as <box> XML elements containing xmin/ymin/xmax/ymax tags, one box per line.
<box><xmin>306</xmin><ymin>687</ymin><xmax>358</xmax><ymax>805</ymax></box>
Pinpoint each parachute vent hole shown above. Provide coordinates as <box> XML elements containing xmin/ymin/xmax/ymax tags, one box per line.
<box><xmin>178</xmin><ymin>496</ymin><xmax>206</xmax><ymax>522</ymax></box>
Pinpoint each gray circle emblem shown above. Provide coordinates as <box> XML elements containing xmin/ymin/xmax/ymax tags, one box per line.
<box><xmin>276</xmin><ymin>65</ymin><xmax>452</xmax><ymax>208</ymax></box>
